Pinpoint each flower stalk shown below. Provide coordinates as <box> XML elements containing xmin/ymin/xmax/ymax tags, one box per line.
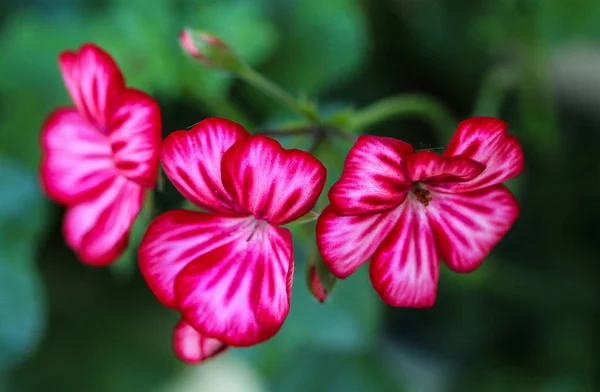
<box><xmin>348</xmin><ymin>94</ymin><xmax>456</xmax><ymax>137</ymax></box>
<box><xmin>237</xmin><ymin>65</ymin><xmax>321</xmax><ymax>123</ymax></box>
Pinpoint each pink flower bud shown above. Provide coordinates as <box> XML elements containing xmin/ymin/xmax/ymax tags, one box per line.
<box><xmin>179</xmin><ymin>29</ymin><xmax>243</xmax><ymax>72</ymax></box>
<box><xmin>307</xmin><ymin>261</ymin><xmax>328</xmax><ymax>303</ymax></box>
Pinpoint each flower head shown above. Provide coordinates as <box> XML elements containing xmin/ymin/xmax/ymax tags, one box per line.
<box><xmin>139</xmin><ymin>118</ymin><xmax>326</xmax><ymax>350</ymax></box>
<box><xmin>40</xmin><ymin>43</ymin><xmax>161</xmax><ymax>266</ymax></box>
<box><xmin>316</xmin><ymin>117</ymin><xmax>523</xmax><ymax>307</ymax></box>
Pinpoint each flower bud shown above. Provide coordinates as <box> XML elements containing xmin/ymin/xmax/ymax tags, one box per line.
<box><xmin>179</xmin><ymin>29</ymin><xmax>244</xmax><ymax>72</ymax></box>
<box><xmin>307</xmin><ymin>261</ymin><xmax>328</xmax><ymax>303</ymax></box>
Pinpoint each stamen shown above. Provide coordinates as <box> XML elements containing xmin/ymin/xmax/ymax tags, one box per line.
<box><xmin>413</xmin><ymin>187</ymin><xmax>432</xmax><ymax>207</ymax></box>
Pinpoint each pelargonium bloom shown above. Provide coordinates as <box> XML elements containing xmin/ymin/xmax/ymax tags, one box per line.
<box><xmin>40</xmin><ymin>43</ymin><xmax>161</xmax><ymax>266</ymax></box>
<box><xmin>139</xmin><ymin>118</ymin><xmax>326</xmax><ymax>355</ymax></box>
<box><xmin>316</xmin><ymin>117</ymin><xmax>524</xmax><ymax>307</ymax></box>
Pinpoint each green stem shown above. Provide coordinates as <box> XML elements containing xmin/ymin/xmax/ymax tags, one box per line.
<box><xmin>238</xmin><ymin>66</ymin><xmax>320</xmax><ymax>123</ymax></box>
<box><xmin>472</xmin><ymin>65</ymin><xmax>516</xmax><ymax>117</ymax></box>
<box><xmin>349</xmin><ymin>94</ymin><xmax>456</xmax><ymax>137</ymax></box>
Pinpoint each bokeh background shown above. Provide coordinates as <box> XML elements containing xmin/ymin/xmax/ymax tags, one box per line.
<box><xmin>1</xmin><ymin>0</ymin><xmax>599</xmax><ymax>391</ymax></box>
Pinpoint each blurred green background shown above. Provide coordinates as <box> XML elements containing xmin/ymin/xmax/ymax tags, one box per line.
<box><xmin>1</xmin><ymin>0</ymin><xmax>599</xmax><ymax>391</ymax></box>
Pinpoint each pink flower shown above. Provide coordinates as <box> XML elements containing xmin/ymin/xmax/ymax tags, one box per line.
<box><xmin>316</xmin><ymin>117</ymin><xmax>524</xmax><ymax>307</ymax></box>
<box><xmin>139</xmin><ymin>118</ymin><xmax>326</xmax><ymax>350</ymax></box>
<box><xmin>40</xmin><ymin>43</ymin><xmax>161</xmax><ymax>266</ymax></box>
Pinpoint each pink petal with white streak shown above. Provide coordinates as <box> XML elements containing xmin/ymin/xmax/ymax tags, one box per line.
<box><xmin>40</xmin><ymin>108</ymin><xmax>116</xmax><ymax>204</ymax></box>
<box><xmin>369</xmin><ymin>200</ymin><xmax>439</xmax><ymax>307</ymax></box>
<box><xmin>160</xmin><ymin>118</ymin><xmax>249</xmax><ymax>215</ymax></box>
<box><xmin>109</xmin><ymin>88</ymin><xmax>161</xmax><ymax>188</ymax></box>
<box><xmin>138</xmin><ymin>210</ymin><xmax>253</xmax><ymax>309</ymax></box>
<box><xmin>63</xmin><ymin>176</ymin><xmax>144</xmax><ymax>266</ymax></box>
<box><xmin>173</xmin><ymin>319</ymin><xmax>227</xmax><ymax>364</ymax></box>
<box><xmin>427</xmin><ymin>185</ymin><xmax>519</xmax><ymax>272</ymax></box>
<box><xmin>221</xmin><ymin>136</ymin><xmax>326</xmax><ymax>225</ymax></box>
<box><xmin>175</xmin><ymin>223</ymin><xmax>293</xmax><ymax>346</ymax></box>
<box><xmin>59</xmin><ymin>44</ymin><xmax>125</xmax><ymax>127</ymax></box>
<box><xmin>401</xmin><ymin>151</ymin><xmax>485</xmax><ymax>187</ymax></box>
<box><xmin>329</xmin><ymin>135</ymin><xmax>413</xmax><ymax>215</ymax></box>
<box><xmin>443</xmin><ymin>117</ymin><xmax>524</xmax><ymax>192</ymax></box>
<box><xmin>316</xmin><ymin>205</ymin><xmax>403</xmax><ymax>278</ymax></box>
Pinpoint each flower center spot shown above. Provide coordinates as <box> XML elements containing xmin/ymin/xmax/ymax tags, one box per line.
<box><xmin>246</xmin><ymin>218</ymin><xmax>268</xmax><ymax>242</ymax></box>
<box><xmin>412</xmin><ymin>185</ymin><xmax>432</xmax><ymax>207</ymax></box>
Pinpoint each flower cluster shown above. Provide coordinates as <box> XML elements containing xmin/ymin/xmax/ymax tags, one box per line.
<box><xmin>41</xmin><ymin>42</ymin><xmax>524</xmax><ymax>364</ymax></box>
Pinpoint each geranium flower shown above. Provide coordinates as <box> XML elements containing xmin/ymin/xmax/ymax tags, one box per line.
<box><xmin>139</xmin><ymin>118</ymin><xmax>326</xmax><ymax>352</ymax></box>
<box><xmin>316</xmin><ymin>117</ymin><xmax>524</xmax><ymax>307</ymax></box>
<box><xmin>40</xmin><ymin>43</ymin><xmax>161</xmax><ymax>266</ymax></box>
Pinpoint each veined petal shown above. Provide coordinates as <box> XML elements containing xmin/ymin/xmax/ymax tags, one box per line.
<box><xmin>173</xmin><ymin>319</ymin><xmax>227</xmax><ymax>364</ymax></box>
<box><xmin>370</xmin><ymin>201</ymin><xmax>439</xmax><ymax>307</ymax></box>
<box><xmin>329</xmin><ymin>135</ymin><xmax>413</xmax><ymax>215</ymax></box>
<box><xmin>221</xmin><ymin>136</ymin><xmax>326</xmax><ymax>225</ymax></box>
<box><xmin>63</xmin><ymin>176</ymin><xmax>144</xmax><ymax>266</ymax></box>
<box><xmin>59</xmin><ymin>44</ymin><xmax>125</xmax><ymax>127</ymax></box>
<box><xmin>138</xmin><ymin>211</ymin><xmax>253</xmax><ymax>309</ymax></box>
<box><xmin>401</xmin><ymin>151</ymin><xmax>485</xmax><ymax>187</ymax></box>
<box><xmin>175</xmin><ymin>223</ymin><xmax>293</xmax><ymax>346</ymax></box>
<box><xmin>443</xmin><ymin>117</ymin><xmax>524</xmax><ymax>191</ymax></box>
<box><xmin>160</xmin><ymin>118</ymin><xmax>249</xmax><ymax>215</ymax></box>
<box><xmin>40</xmin><ymin>108</ymin><xmax>116</xmax><ymax>204</ymax></box>
<box><xmin>427</xmin><ymin>185</ymin><xmax>519</xmax><ymax>272</ymax></box>
<box><xmin>109</xmin><ymin>89</ymin><xmax>161</xmax><ymax>188</ymax></box>
<box><xmin>316</xmin><ymin>205</ymin><xmax>403</xmax><ymax>278</ymax></box>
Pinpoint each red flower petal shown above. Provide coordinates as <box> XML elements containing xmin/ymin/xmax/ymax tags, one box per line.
<box><xmin>173</xmin><ymin>319</ymin><xmax>227</xmax><ymax>364</ymax></box>
<box><xmin>175</xmin><ymin>223</ymin><xmax>293</xmax><ymax>346</ymax></box>
<box><xmin>369</xmin><ymin>201</ymin><xmax>439</xmax><ymax>307</ymax></box>
<box><xmin>59</xmin><ymin>44</ymin><xmax>125</xmax><ymax>127</ymax></box>
<box><xmin>329</xmin><ymin>135</ymin><xmax>413</xmax><ymax>215</ymax></box>
<box><xmin>401</xmin><ymin>151</ymin><xmax>485</xmax><ymax>186</ymax></box>
<box><xmin>108</xmin><ymin>89</ymin><xmax>161</xmax><ymax>188</ymax></box>
<box><xmin>221</xmin><ymin>136</ymin><xmax>326</xmax><ymax>225</ymax></box>
<box><xmin>160</xmin><ymin>118</ymin><xmax>249</xmax><ymax>215</ymax></box>
<box><xmin>63</xmin><ymin>176</ymin><xmax>144</xmax><ymax>266</ymax></box>
<box><xmin>443</xmin><ymin>117</ymin><xmax>524</xmax><ymax>192</ymax></box>
<box><xmin>316</xmin><ymin>205</ymin><xmax>403</xmax><ymax>278</ymax></box>
<box><xmin>40</xmin><ymin>108</ymin><xmax>116</xmax><ymax>205</ymax></box>
<box><xmin>138</xmin><ymin>210</ymin><xmax>252</xmax><ymax>308</ymax></box>
<box><xmin>427</xmin><ymin>185</ymin><xmax>519</xmax><ymax>272</ymax></box>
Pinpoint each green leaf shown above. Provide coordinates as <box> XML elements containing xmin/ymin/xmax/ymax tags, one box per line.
<box><xmin>0</xmin><ymin>157</ymin><xmax>48</xmax><ymax>255</ymax></box>
<box><xmin>262</xmin><ymin>0</ymin><xmax>369</xmax><ymax>95</ymax></box>
<box><xmin>0</xmin><ymin>157</ymin><xmax>48</xmax><ymax>371</ymax></box>
<box><xmin>0</xmin><ymin>255</ymin><xmax>46</xmax><ymax>372</ymax></box>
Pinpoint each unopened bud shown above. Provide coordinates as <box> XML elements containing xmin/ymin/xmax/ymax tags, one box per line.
<box><xmin>306</xmin><ymin>260</ymin><xmax>328</xmax><ymax>303</ymax></box>
<box><xmin>179</xmin><ymin>29</ymin><xmax>244</xmax><ymax>72</ymax></box>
